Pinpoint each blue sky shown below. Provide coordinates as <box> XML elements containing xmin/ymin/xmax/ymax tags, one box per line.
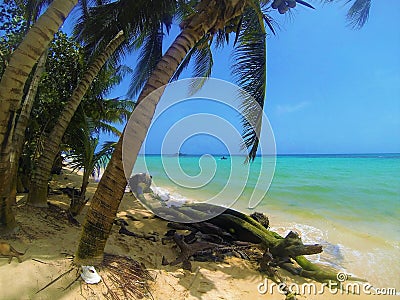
<box><xmin>65</xmin><ymin>1</ymin><xmax>400</xmax><ymax>155</ymax></box>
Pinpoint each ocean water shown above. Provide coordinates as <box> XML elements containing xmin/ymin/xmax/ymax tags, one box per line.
<box><xmin>132</xmin><ymin>154</ymin><xmax>400</xmax><ymax>288</ymax></box>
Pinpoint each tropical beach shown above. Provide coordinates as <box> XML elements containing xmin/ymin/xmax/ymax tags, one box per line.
<box><xmin>0</xmin><ymin>166</ymin><xmax>398</xmax><ymax>299</ymax></box>
<box><xmin>134</xmin><ymin>154</ymin><xmax>400</xmax><ymax>289</ymax></box>
<box><xmin>0</xmin><ymin>0</ymin><xmax>399</xmax><ymax>299</ymax></box>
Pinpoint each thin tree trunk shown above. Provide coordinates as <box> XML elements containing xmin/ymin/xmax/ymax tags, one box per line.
<box><xmin>74</xmin><ymin>0</ymin><xmax>247</xmax><ymax>266</ymax></box>
<box><xmin>80</xmin><ymin>171</ymin><xmax>91</xmax><ymax>200</ymax></box>
<box><xmin>0</xmin><ymin>0</ymin><xmax>77</xmax><ymax>233</ymax></box>
<box><xmin>27</xmin><ymin>31</ymin><xmax>125</xmax><ymax>207</ymax></box>
<box><xmin>0</xmin><ymin>190</ymin><xmax>16</xmax><ymax>234</ymax></box>
<box><xmin>69</xmin><ymin>170</ymin><xmax>90</xmax><ymax>217</ymax></box>
<box><xmin>8</xmin><ymin>49</ymin><xmax>49</xmax><ymax>205</ymax></box>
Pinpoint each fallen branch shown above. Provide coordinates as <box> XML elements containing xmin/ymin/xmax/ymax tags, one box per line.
<box><xmin>31</xmin><ymin>258</ymin><xmax>49</xmax><ymax>264</ymax></box>
<box><xmin>63</xmin><ymin>273</ymin><xmax>81</xmax><ymax>290</ymax></box>
<box><xmin>170</xmin><ymin>233</ymin><xmax>219</xmax><ymax>270</ymax></box>
<box><xmin>36</xmin><ymin>267</ymin><xmax>75</xmax><ymax>294</ymax></box>
<box><xmin>114</xmin><ymin>218</ymin><xmax>157</xmax><ymax>242</ymax></box>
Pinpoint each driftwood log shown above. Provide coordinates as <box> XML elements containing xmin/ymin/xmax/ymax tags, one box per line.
<box><xmin>157</xmin><ymin>202</ymin><xmax>365</xmax><ymax>284</ymax></box>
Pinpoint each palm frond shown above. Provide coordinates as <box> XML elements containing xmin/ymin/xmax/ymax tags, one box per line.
<box><xmin>321</xmin><ymin>0</ymin><xmax>371</xmax><ymax>29</ymax></box>
<box><xmin>262</xmin><ymin>14</ymin><xmax>277</xmax><ymax>35</ymax></box>
<box><xmin>97</xmin><ymin>97</ymin><xmax>135</xmax><ymax>123</ymax></box>
<box><xmin>128</xmin><ymin>25</ymin><xmax>163</xmax><ymax>98</ymax></box>
<box><xmin>174</xmin><ymin>0</ymin><xmax>197</xmax><ymax>24</ymax></box>
<box><xmin>296</xmin><ymin>0</ymin><xmax>315</xmax><ymax>9</ymax></box>
<box><xmin>188</xmin><ymin>42</ymin><xmax>214</xmax><ymax>94</ymax></box>
<box><xmin>92</xmin><ymin>141</ymin><xmax>116</xmax><ymax>176</ymax></box>
<box><xmin>232</xmin><ymin>7</ymin><xmax>267</xmax><ymax>162</ymax></box>
<box><xmin>25</xmin><ymin>0</ymin><xmax>53</xmax><ymax>28</ymax></box>
<box><xmin>169</xmin><ymin>36</ymin><xmax>209</xmax><ymax>82</ymax></box>
<box><xmin>74</xmin><ymin>0</ymin><xmax>177</xmax><ymax>58</ymax></box>
<box><xmin>94</xmin><ymin>121</ymin><xmax>122</xmax><ymax>137</ymax></box>
<box><xmin>214</xmin><ymin>30</ymin><xmax>229</xmax><ymax>48</ymax></box>
<box><xmin>65</xmin><ymin>114</ymin><xmax>115</xmax><ymax>178</ymax></box>
<box><xmin>345</xmin><ymin>0</ymin><xmax>371</xmax><ymax>29</ymax></box>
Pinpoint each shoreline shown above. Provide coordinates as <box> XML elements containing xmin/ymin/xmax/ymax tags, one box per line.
<box><xmin>145</xmin><ymin>179</ymin><xmax>399</xmax><ymax>290</ymax></box>
<box><xmin>2</xmin><ymin>168</ymin><xmax>395</xmax><ymax>299</ymax></box>
<box><xmin>87</xmin><ymin>159</ymin><xmax>400</xmax><ymax>291</ymax></box>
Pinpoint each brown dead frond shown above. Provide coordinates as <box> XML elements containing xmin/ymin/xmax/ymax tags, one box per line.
<box><xmin>102</xmin><ymin>254</ymin><xmax>154</xmax><ymax>300</ymax></box>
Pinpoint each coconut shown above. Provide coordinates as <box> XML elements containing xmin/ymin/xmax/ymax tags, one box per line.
<box><xmin>278</xmin><ymin>3</ymin><xmax>289</xmax><ymax>14</ymax></box>
<box><xmin>286</xmin><ymin>0</ymin><xmax>296</xmax><ymax>8</ymax></box>
<box><xmin>271</xmin><ymin>0</ymin><xmax>282</xmax><ymax>9</ymax></box>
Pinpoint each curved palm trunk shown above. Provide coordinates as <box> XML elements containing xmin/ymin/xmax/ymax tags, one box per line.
<box><xmin>27</xmin><ymin>31</ymin><xmax>125</xmax><ymax>207</ymax></box>
<box><xmin>74</xmin><ymin>0</ymin><xmax>247</xmax><ymax>266</ymax></box>
<box><xmin>9</xmin><ymin>49</ymin><xmax>49</xmax><ymax>205</ymax></box>
<box><xmin>0</xmin><ymin>0</ymin><xmax>77</xmax><ymax>232</ymax></box>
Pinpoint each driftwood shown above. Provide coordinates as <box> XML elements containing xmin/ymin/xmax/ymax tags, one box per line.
<box><xmin>160</xmin><ymin>203</ymin><xmax>364</xmax><ymax>284</ymax></box>
<box><xmin>114</xmin><ymin>218</ymin><xmax>157</xmax><ymax>242</ymax></box>
<box><xmin>170</xmin><ymin>233</ymin><xmax>218</xmax><ymax>270</ymax></box>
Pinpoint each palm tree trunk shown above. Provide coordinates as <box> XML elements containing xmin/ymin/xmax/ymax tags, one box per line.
<box><xmin>80</xmin><ymin>171</ymin><xmax>91</xmax><ymax>200</ymax></box>
<box><xmin>8</xmin><ymin>49</ymin><xmax>49</xmax><ymax>205</ymax></box>
<box><xmin>69</xmin><ymin>169</ymin><xmax>91</xmax><ymax>217</ymax></box>
<box><xmin>0</xmin><ymin>0</ymin><xmax>77</xmax><ymax>232</ymax></box>
<box><xmin>74</xmin><ymin>0</ymin><xmax>247</xmax><ymax>266</ymax></box>
<box><xmin>0</xmin><ymin>189</ymin><xmax>17</xmax><ymax>234</ymax></box>
<box><xmin>27</xmin><ymin>31</ymin><xmax>125</xmax><ymax>207</ymax></box>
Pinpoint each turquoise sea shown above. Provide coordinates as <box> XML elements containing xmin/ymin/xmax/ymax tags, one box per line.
<box><xmin>133</xmin><ymin>154</ymin><xmax>400</xmax><ymax>288</ymax></box>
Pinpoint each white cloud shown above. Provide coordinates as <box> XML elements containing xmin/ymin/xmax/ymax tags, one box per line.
<box><xmin>276</xmin><ymin>101</ymin><xmax>310</xmax><ymax>115</ymax></box>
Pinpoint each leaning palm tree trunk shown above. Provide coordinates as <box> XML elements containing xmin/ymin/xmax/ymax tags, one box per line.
<box><xmin>27</xmin><ymin>31</ymin><xmax>125</xmax><ymax>207</ymax></box>
<box><xmin>9</xmin><ymin>49</ymin><xmax>49</xmax><ymax>205</ymax></box>
<box><xmin>74</xmin><ymin>0</ymin><xmax>247</xmax><ymax>266</ymax></box>
<box><xmin>0</xmin><ymin>0</ymin><xmax>77</xmax><ymax>233</ymax></box>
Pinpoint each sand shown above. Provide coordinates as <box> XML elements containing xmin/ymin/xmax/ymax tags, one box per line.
<box><xmin>0</xmin><ymin>170</ymin><xmax>397</xmax><ymax>300</ymax></box>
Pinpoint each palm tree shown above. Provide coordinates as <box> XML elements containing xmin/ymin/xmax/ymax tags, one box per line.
<box><xmin>74</xmin><ymin>0</ymin><xmax>255</xmax><ymax>266</ymax></box>
<box><xmin>0</xmin><ymin>0</ymin><xmax>78</xmax><ymax>233</ymax></box>
<box><xmin>74</xmin><ymin>0</ymin><xmax>374</xmax><ymax>265</ymax></box>
<box><xmin>64</xmin><ymin>113</ymin><xmax>117</xmax><ymax>217</ymax></box>
<box><xmin>27</xmin><ymin>31</ymin><xmax>126</xmax><ymax>207</ymax></box>
<box><xmin>0</xmin><ymin>0</ymin><xmax>177</xmax><ymax>232</ymax></box>
<box><xmin>9</xmin><ymin>49</ymin><xmax>49</xmax><ymax>205</ymax></box>
<box><xmin>27</xmin><ymin>0</ymin><xmax>179</xmax><ymax>207</ymax></box>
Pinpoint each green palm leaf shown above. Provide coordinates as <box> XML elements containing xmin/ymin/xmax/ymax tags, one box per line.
<box><xmin>74</xmin><ymin>0</ymin><xmax>176</xmax><ymax>60</ymax></box>
<box><xmin>92</xmin><ymin>141</ymin><xmax>116</xmax><ymax>177</ymax></box>
<box><xmin>189</xmin><ymin>40</ymin><xmax>214</xmax><ymax>94</ymax></box>
<box><xmin>232</xmin><ymin>6</ymin><xmax>267</xmax><ymax>161</ymax></box>
<box><xmin>169</xmin><ymin>37</ymin><xmax>209</xmax><ymax>82</ymax></box>
<box><xmin>321</xmin><ymin>0</ymin><xmax>371</xmax><ymax>29</ymax></box>
<box><xmin>128</xmin><ymin>26</ymin><xmax>163</xmax><ymax>97</ymax></box>
<box><xmin>345</xmin><ymin>0</ymin><xmax>371</xmax><ymax>29</ymax></box>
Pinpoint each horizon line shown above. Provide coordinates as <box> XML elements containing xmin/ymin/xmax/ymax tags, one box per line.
<box><xmin>138</xmin><ymin>152</ymin><xmax>400</xmax><ymax>156</ymax></box>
